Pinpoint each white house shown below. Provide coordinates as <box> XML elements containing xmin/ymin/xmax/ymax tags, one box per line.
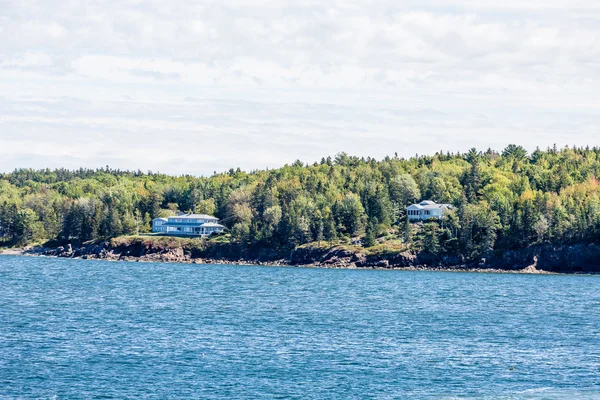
<box><xmin>407</xmin><ymin>200</ymin><xmax>453</xmax><ymax>222</ymax></box>
<box><xmin>152</xmin><ymin>213</ymin><xmax>225</xmax><ymax>237</ymax></box>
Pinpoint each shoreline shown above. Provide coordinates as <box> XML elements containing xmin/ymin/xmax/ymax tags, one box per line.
<box><xmin>0</xmin><ymin>248</ymin><xmax>571</xmax><ymax>275</ymax></box>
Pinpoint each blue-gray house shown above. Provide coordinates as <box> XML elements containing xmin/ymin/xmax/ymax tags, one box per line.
<box><xmin>152</xmin><ymin>213</ymin><xmax>225</xmax><ymax>237</ymax></box>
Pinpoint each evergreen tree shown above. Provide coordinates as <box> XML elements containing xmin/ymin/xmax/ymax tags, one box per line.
<box><xmin>316</xmin><ymin>218</ymin><xmax>324</xmax><ymax>247</ymax></box>
<box><xmin>142</xmin><ymin>212</ymin><xmax>152</xmax><ymax>233</ymax></box>
<box><xmin>364</xmin><ymin>219</ymin><xmax>377</xmax><ymax>248</ymax></box>
<box><xmin>3</xmin><ymin>145</ymin><xmax>600</xmax><ymax>260</ymax></box>
<box><xmin>400</xmin><ymin>215</ymin><xmax>413</xmax><ymax>245</ymax></box>
<box><xmin>323</xmin><ymin>215</ymin><xmax>338</xmax><ymax>246</ymax></box>
<box><xmin>422</xmin><ymin>223</ymin><xmax>440</xmax><ymax>255</ymax></box>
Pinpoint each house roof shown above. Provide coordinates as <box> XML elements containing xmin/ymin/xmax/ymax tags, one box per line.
<box><xmin>201</xmin><ymin>222</ymin><xmax>225</xmax><ymax>228</ymax></box>
<box><xmin>167</xmin><ymin>214</ymin><xmax>218</xmax><ymax>220</ymax></box>
<box><xmin>407</xmin><ymin>200</ymin><xmax>453</xmax><ymax>210</ymax></box>
<box><xmin>152</xmin><ymin>217</ymin><xmax>168</xmax><ymax>221</ymax></box>
<box><xmin>421</xmin><ymin>204</ymin><xmax>453</xmax><ymax>210</ymax></box>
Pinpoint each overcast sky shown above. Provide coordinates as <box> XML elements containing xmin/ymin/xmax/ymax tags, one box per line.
<box><xmin>1</xmin><ymin>0</ymin><xmax>599</xmax><ymax>175</ymax></box>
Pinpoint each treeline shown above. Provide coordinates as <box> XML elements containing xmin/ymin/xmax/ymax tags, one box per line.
<box><xmin>2</xmin><ymin>145</ymin><xmax>600</xmax><ymax>261</ymax></box>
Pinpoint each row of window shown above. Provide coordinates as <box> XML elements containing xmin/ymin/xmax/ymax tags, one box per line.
<box><xmin>156</xmin><ymin>219</ymin><xmax>219</xmax><ymax>225</ymax></box>
<box><xmin>154</xmin><ymin>223</ymin><xmax>221</xmax><ymax>231</ymax></box>
<box><xmin>166</xmin><ymin>227</ymin><xmax>217</xmax><ymax>233</ymax></box>
<box><xmin>408</xmin><ymin>210</ymin><xmax>431</xmax><ymax>216</ymax></box>
<box><xmin>152</xmin><ymin>228</ymin><xmax>219</xmax><ymax>235</ymax></box>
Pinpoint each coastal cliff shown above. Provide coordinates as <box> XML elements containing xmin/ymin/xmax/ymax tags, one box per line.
<box><xmin>14</xmin><ymin>237</ymin><xmax>600</xmax><ymax>274</ymax></box>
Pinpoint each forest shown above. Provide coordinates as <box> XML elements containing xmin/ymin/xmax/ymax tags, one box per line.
<box><xmin>2</xmin><ymin>144</ymin><xmax>600</xmax><ymax>262</ymax></box>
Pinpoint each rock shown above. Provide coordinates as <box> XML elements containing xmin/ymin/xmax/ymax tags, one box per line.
<box><xmin>352</xmin><ymin>253</ymin><xmax>367</xmax><ymax>265</ymax></box>
<box><xmin>34</xmin><ymin>237</ymin><xmax>600</xmax><ymax>274</ymax></box>
<box><xmin>441</xmin><ymin>255</ymin><xmax>463</xmax><ymax>266</ymax></box>
<box><xmin>388</xmin><ymin>252</ymin><xmax>417</xmax><ymax>267</ymax></box>
<box><xmin>290</xmin><ymin>246</ymin><xmax>329</xmax><ymax>265</ymax></box>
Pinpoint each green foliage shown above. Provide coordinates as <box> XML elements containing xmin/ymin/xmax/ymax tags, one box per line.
<box><xmin>334</xmin><ymin>193</ymin><xmax>366</xmax><ymax>236</ymax></box>
<box><xmin>231</xmin><ymin>222</ymin><xmax>250</xmax><ymax>244</ymax></box>
<box><xmin>195</xmin><ymin>198</ymin><xmax>216</xmax><ymax>215</ymax></box>
<box><xmin>458</xmin><ymin>203</ymin><xmax>501</xmax><ymax>258</ymax></box>
<box><xmin>323</xmin><ymin>215</ymin><xmax>338</xmax><ymax>245</ymax></box>
<box><xmin>421</xmin><ymin>223</ymin><xmax>440</xmax><ymax>255</ymax></box>
<box><xmin>399</xmin><ymin>215</ymin><xmax>413</xmax><ymax>244</ymax></box>
<box><xmin>2</xmin><ymin>145</ymin><xmax>600</xmax><ymax>262</ymax></box>
<box><xmin>13</xmin><ymin>208</ymin><xmax>44</xmax><ymax>244</ymax></box>
<box><xmin>364</xmin><ymin>220</ymin><xmax>377</xmax><ymax>248</ymax></box>
<box><xmin>389</xmin><ymin>174</ymin><xmax>421</xmax><ymax>207</ymax></box>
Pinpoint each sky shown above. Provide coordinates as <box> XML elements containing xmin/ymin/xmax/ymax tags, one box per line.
<box><xmin>1</xmin><ymin>0</ymin><xmax>599</xmax><ymax>176</ymax></box>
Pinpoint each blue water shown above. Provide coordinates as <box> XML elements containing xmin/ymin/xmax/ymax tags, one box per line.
<box><xmin>0</xmin><ymin>256</ymin><xmax>599</xmax><ymax>399</ymax></box>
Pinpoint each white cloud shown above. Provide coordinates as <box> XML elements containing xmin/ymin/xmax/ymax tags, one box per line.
<box><xmin>1</xmin><ymin>0</ymin><xmax>599</xmax><ymax>174</ymax></box>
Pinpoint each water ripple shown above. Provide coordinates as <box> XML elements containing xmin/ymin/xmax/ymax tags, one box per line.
<box><xmin>0</xmin><ymin>256</ymin><xmax>599</xmax><ymax>399</ymax></box>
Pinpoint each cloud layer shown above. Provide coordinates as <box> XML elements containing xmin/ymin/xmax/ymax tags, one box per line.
<box><xmin>1</xmin><ymin>0</ymin><xmax>599</xmax><ymax>175</ymax></box>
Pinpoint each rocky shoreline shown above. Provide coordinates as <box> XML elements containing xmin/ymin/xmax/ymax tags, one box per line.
<box><xmin>0</xmin><ymin>247</ymin><xmax>542</xmax><ymax>274</ymax></box>
<box><xmin>3</xmin><ymin>240</ymin><xmax>600</xmax><ymax>274</ymax></box>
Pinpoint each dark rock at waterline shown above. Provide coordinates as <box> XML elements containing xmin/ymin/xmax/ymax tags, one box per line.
<box><xmin>476</xmin><ymin>244</ymin><xmax>600</xmax><ymax>273</ymax></box>
<box><xmin>28</xmin><ymin>240</ymin><xmax>600</xmax><ymax>273</ymax></box>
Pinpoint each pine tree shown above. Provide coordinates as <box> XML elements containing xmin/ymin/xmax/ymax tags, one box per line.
<box><xmin>316</xmin><ymin>218</ymin><xmax>324</xmax><ymax>247</ymax></box>
<box><xmin>323</xmin><ymin>215</ymin><xmax>338</xmax><ymax>246</ymax></box>
<box><xmin>422</xmin><ymin>223</ymin><xmax>440</xmax><ymax>255</ymax></box>
<box><xmin>142</xmin><ymin>212</ymin><xmax>152</xmax><ymax>233</ymax></box>
<box><xmin>400</xmin><ymin>215</ymin><xmax>413</xmax><ymax>245</ymax></box>
<box><xmin>364</xmin><ymin>220</ymin><xmax>377</xmax><ymax>248</ymax></box>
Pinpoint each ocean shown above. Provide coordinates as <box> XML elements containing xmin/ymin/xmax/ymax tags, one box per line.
<box><xmin>1</xmin><ymin>255</ymin><xmax>599</xmax><ymax>399</ymax></box>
